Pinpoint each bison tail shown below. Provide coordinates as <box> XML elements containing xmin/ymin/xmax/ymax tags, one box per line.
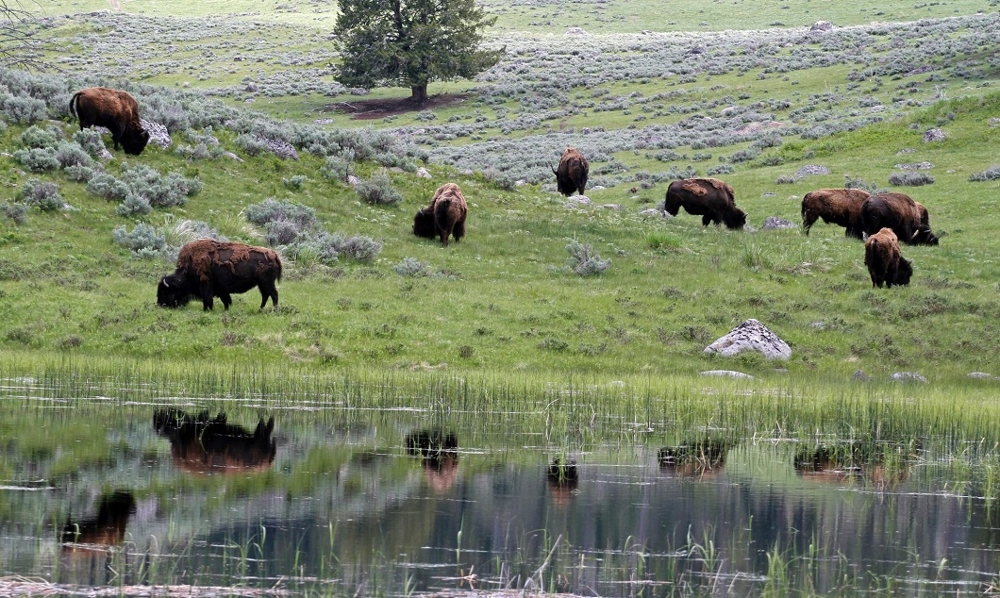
<box><xmin>68</xmin><ymin>92</ymin><xmax>81</xmax><ymax>118</ymax></box>
<box><xmin>275</xmin><ymin>257</ymin><xmax>283</xmax><ymax>281</ymax></box>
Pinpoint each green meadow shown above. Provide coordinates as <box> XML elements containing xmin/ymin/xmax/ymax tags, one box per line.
<box><xmin>3</xmin><ymin>0</ymin><xmax>1000</xmax><ymax>389</ymax></box>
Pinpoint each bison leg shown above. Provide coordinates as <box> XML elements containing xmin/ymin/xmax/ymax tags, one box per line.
<box><xmin>258</xmin><ymin>283</ymin><xmax>278</xmax><ymax>309</ymax></box>
<box><xmin>199</xmin><ymin>283</ymin><xmax>215</xmax><ymax>311</ymax></box>
<box><xmin>219</xmin><ymin>293</ymin><xmax>233</xmax><ymax>310</ymax></box>
<box><xmin>453</xmin><ymin>220</ymin><xmax>465</xmax><ymax>242</ymax></box>
<box><xmin>802</xmin><ymin>213</ymin><xmax>816</xmax><ymax>235</ymax></box>
<box><xmin>701</xmin><ymin>214</ymin><xmax>714</xmax><ymax>227</ymax></box>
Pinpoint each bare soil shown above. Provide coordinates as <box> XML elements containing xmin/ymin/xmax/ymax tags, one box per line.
<box><xmin>324</xmin><ymin>94</ymin><xmax>469</xmax><ymax>120</ymax></box>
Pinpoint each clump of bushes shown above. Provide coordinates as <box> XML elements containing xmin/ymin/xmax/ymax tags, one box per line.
<box><xmin>16</xmin><ymin>179</ymin><xmax>64</xmax><ymax>212</ymax></box>
<box><xmin>244</xmin><ymin>198</ymin><xmax>381</xmax><ymax>264</ymax></box>
<box><xmin>13</xmin><ymin>147</ymin><xmax>60</xmax><ymax>172</ymax></box>
<box><xmin>85</xmin><ymin>164</ymin><xmax>202</xmax><ymax>216</ymax></box>
<box><xmin>969</xmin><ymin>166</ymin><xmax>1000</xmax><ymax>182</ymax></box>
<box><xmin>112</xmin><ymin>223</ymin><xmax>169</xmax><ymax>259</ymax></box>
<box><xmin>393</xmin><ymin>257</ymin><xmax>429</xmax><ymax>277</ymax></box>
<box><xmin>888</xmin><ymin>171</ymin><xmax>934</xmax><ymax>186</ymax></box>
<box><xmin>355</xmin><ymin>169</ymin><xmax>404</xmax><ymax>205</ymax></box>
<box><xmin>567</xmin><ymin>240</ymin><xmax>611</xmax><ymax>276</ymax></box>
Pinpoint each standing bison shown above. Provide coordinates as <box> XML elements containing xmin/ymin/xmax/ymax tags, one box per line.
<box><xmin>157</xmin><ymin>239</ymin><xmax>282</xmax><ymax>311</ymax></box>
<box><xmin>801</xmin><ymin>188</ymin><xmax>870</xmax><ymax>238</ymax></box>
<box><xmin>664</xmin><ymin>177</ymin><xmax>747</xmax><ymax>229</ymax></box>
<box><xmin>413</xmin><ymin>182</ymin><xmax>468</xmax><ymax>247</ymax></box>
<box><xmin>860</xmin><ymin>192</ymin><xmax>938</xmax><ymax>245</ymax></box>
<box><xmin>864</xmin><ymin>227</ymin><xmax>913</xmax><ymax>288</ymax></box>
<box><xmin>69</xmin><ymin>87</ymin><xmax>150</xmax><ymax>155</ymax></box>
<box><xmin>553</xmin><ymin>147</ymin><xmax>589</xmax><ymax>196</ymax></box>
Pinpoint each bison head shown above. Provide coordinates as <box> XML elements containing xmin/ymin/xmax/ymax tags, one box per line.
<box><xmin>157</xmin><ymin>274</ymin><xmax>192</xmax><ymax>308</ymax></box>
<box><xmin>909</xmin><ymin>226</ymin><xmax>939</xmax><ymax>245</ymax></box>
<box><xmin>723</xmin><ymin>207</ymin><xmax>748</xmax><ymax>230</ymax></box>
<box><xmin>122</xmin><ymin>126</ymin><xmax>151</xmax><ymax>156</ymax></box>
<box><xmin>894</xmin><ymin>256</ymin><xmax>913</xmax><ymax>286</ymax></box>
<box><xmin>412</xmin><ymin>207</ymin><xmax>437</xmax><ymax>239</ymax></box>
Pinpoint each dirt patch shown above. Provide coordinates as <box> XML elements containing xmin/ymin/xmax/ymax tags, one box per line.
<box><xmin>325</xmin><ymin>94</ymin><xmax>468</xmax><ymax>120</ymax></box>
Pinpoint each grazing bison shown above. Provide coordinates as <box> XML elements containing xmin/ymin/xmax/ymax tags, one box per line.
<box><xmin>864</xmin><ymin>227</ymin><xmax>913</xmax><ymax>288</ymax></box>
<box><xmin>157</xmin><ymin>239</ymin><xmax>282</xmax><ymax>311</ymax></box>
<box><xmin>69</xmin><ymin>87</ymin><xmax>150</xmax><ymax>155</ymax></box>
<box><xmin>801</xmin><ymin>188</ymin><xmax>870</xmax><ymax>238</ymax></box>
<box><xmin>859</xmin><ymin>192</ymin><xmax>939</xmax><ymax>245</ymax></box>
<box><xmin>412</xmin><ymin>182</ymin><xmax>468</xmax><ymax>246</ymax></box>
<box><xmin>664</xmin><ymin>177</ymin><xmax>747</xmax><ymax>229</ymax></box>
<box><xmin>552</xmin><ymin>147</ymin><xmax>589</xmax><ymax>196</ymax></box>
<box><xmin>154</xmin><ymin>409</ymin><xmax>276</xmax><ymax>475</ymax></box>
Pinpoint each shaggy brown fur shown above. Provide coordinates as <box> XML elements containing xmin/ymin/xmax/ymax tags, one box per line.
<box><xmin>801</xmin><ymin>188</ymin><xmax>870</xmax><ymax>238</ymax></box>
<box><xmin>864</xmin><ymin>227</ymin><xmax>913</xmax><ymax>288</ymax></box>
<box><xmin>552</xmin><ymin>147</ymin><xmax>589</xmax><ymax>196</ymax></box>
<box><xmin>69</xmin><ymin>87</ymin><xmax>150</xmax><ymax>155</ymax></box>
<box><xmin>664</xmin><ymin>177</ymin><xmax>747</xmax><ymax>229</ymax></box>
<box><xmin>860</xmin><ymin>192</ymin><xmax>939</xmax><ymax>245</ymax></box>
<box><xmin>413</xmin><ymin>183</ymin><xmax>468</xmax><ymax>246</ymax></box>
<box><xmin>158</xmin><ymin>239</ymin><xmax>282</xmax><ymax>310</ymax></box>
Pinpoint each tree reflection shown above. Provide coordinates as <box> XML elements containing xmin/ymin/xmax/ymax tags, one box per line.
<box><xmin>153</xmin><ymin>409</ymin><xmax>276</xmax><ymax>474</ymax></box>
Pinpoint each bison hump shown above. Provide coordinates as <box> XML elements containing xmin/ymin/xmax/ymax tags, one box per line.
<box><xmin>680</xmin><ymin>180</ymin><xmax>710</xmax><ymax>197</ymax></box>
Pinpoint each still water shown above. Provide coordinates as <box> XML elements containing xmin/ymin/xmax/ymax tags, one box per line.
<box><xmin>1</xmin><ymin>394</ymin><xmax>999</xmax><ymax>596</ymax></box>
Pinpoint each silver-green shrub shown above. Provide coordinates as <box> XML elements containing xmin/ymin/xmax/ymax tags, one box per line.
<box><xmin>566</xmin><ymin>240</ymin><xmax>611</xmax><ymax>276</ymax></box>
<box><xmin>20</xmin><ymin>125</ymin><xmax>62</xmax><ymax>149</ymax></box>
<box><xmin>87</xmin><ymin>173</ymin><xmax>131</xmax><ymax>201</ymax></box>
<box><xmin>115</xmin><ymin>194</ymin><xmax>153</xmax><ymax>218</ymax></box>
<box><xmin>355</xmin><ymin>169</ymin><xmax>403</xmax><ymax>205</ymax></box>
<box><xmin>17</xmin><ymin>179</ymin><xmax>64</xmax><ymax>212</ymax></box>
<box><xmin>13</xmin><ymin>147</ymin><xmax>60</xmax><ymax>172</ymax></box>
<box><xmin>112</xmin><ymin>223</ymin><xmax>169</xmax><ymax>258</ymax></box>
<box><xmin>320</xmin><ymin>154</ymin><xmax>353</xmax><ymax>183</ymax></box>
<box><xmin>888</xmin><ymin>171</ymin><xmax>934</xmax><ymax>186</ymax></box>
<box><xmin>393</xmin><ymin>257</ymin><xmax>429</xmax><ymax>277</ymax></box>
<box><xmin>55</xmin><ymin>143</ymin><xmax>93</xmax><ymax>169</ymax></box>
<box><xmin>2</xmin><ymin>202</ymin><xmax>28</xmax><ymax>224</ymax></box>
<box><xmin>244</xmin><ymin>198</ymin><xmax>317</xmax><ymax>229</ymax></box>
<box><xmin>969</xmin><ymin>166</ymin><xmax>1000</xmax><ymax>182</ymax></box>
<box><xmin>73</xmin><ymin>129</ymin><xmax>109</xmax><ymax>158</ymax></box>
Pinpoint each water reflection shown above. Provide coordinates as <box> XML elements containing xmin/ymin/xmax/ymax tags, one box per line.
<box><xmin>793</xmin><ymin>441</ymin><xmax>915</xmax><ymax>489</ymax></box>
<box><xmin>153</xmin><ymin>409</ymin><xmax>276</xmax><ymax>474</ymax></box>
<box><xmin>61</xmin><ymin>490</ymin><xmax>136</xmax><ymax>553</ymax></box>
<box><xmin>657</xmin><ymin>437</ymin><xmax>732</xmax><ymax>478</ymax></box>
<box><xmin>546</xmin><ymin>457</ymin><xmax>578</xmax><ymax>505</ymax></box>
<box><xmin>405</xmin><ymin>429</ymin><xmax>458</xmax><ymax>492</ymax></box>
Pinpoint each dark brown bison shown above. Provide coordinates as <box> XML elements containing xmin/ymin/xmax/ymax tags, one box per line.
<box><xmin>860</xmin><ymin>192</ymin><xmax>938</xmax><ymax>245</ymax></box>
<box><xmin>864</xmin><ymin>227</ymin><xmax>913</xmax><ymax>288</ymax></box>
<box><xmin>62</xmin><ymin>491</ymin><xmax>136</xmax><ymax>553</ymax></box>
<box><xmin>664</xmin><ymin>177</ymin><xmax>747</xmax><ymax>229</ymax></box>
<box><xmin>552</xmin><ymin>147</ymin><xmax>589</xmax><ymax>196</ymax></box>
<box><xmin>154</xmin><ymin>409</ymin><xmax>276</xmax><ymax>475</ymax></box>
<box><xmin>412</xmin><ymin>182</ymin><xmax>468</xmax><ymax>246</ymax></box>
<box><xmin>69</xmin><ymin>87</ymin><xmax>150</xmax><ymax>155</ymax></box>
<box><xmin>801</xmin><ymin>188</ymin><xmax>870</xmax><ymax>238</ymax></box>
<box><xmin>157</xmin><ymin>239</ymin><xmax>282</xmax><ymax>311</ymax></box>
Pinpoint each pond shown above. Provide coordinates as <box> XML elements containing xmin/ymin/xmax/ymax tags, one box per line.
<box><xmin>1</xmin><ymin>380</ymin><xmax>1000</xmax><ymax>597</ymax></box>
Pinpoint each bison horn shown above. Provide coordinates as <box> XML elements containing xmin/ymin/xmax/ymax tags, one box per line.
<box><xmin>162</xmin><ymin>279</ymin><xmax>169</xmax><ymax>287</ymax></box>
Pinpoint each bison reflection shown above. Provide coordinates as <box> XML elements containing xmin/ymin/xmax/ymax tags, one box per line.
<box><xmin>62</xmin><ymin>491</ymin><xmax>136</xmax><ymax>553</ymax></box>
<box><xmin>406</xmin><ymin>429</ymin><xmax>459</xmax><ymax>492</ymax></box>
<box><xmin>794</xmin><ymin>442</ymin><xmax>916</xmax><ymax>488</ymax></box>
<box><xmin>658</xmin><ymin>438</ymin><xmax>732</xmax><ymax>479</ymax></box>
<box><xmin>154</xmin><ymin>409</ymin><xmax>276</xmax><ymax>474</ymax></box>
<box><xmin>547</xmin><ymin>458</ymin><xmax>579</xmax><ymax>505</ymax></box>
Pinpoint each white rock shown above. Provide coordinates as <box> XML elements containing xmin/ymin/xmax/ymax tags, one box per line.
<box><xmin>416</xmin><ymin>167</ymin><xmax>432</xmax><ymax>179</ymax></box>
<box><xmin>891</xmin><ymin>372</ymin><xmax>927</xmax><ymax>383</ymax></box>
<box><xmin>704</xmin><ymin>319</ymin><xmax>791</xmax><ymax>360</ymax></box>
<box><xmin>700</xmin><ymin>370</ymin><xmax>754</xmax><ymax>379</ymax></box>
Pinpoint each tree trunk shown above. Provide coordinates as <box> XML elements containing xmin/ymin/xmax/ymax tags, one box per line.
<box><xmin>410</xmin><ymin>84</ymin><xmax>428</xmax><ymax>105</ymax></box>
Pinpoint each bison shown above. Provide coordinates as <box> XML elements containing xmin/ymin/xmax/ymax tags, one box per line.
<box><xmin>552</xmin><ymin>147</ymin><xmax>589</xmax><ymax>197</ymax></box>
<box><xmin>406</xmin><ymin>429</ymin><xmax>459</xmax><ymax>493</ymax></box>
<box><xmin>157</xmin><ymin>239</ymin><xmax>282</xmax><ymax>311</ymax></box>
<box><xmin>69</xmin><ymin>87</ymin><xmax>150</xmax><ymax>155</ymax></box>
<box><xmin>664</xmin><ymin>177</ymin><xmax>747</xmax><ymax>229</ymax></box>
<box><xmin>412</xmin><ymin>182</ymin><xmax>468</xmax><ymax>246</ymax></box>
<box><xmin>154</xmin><ymin>409</ymin><xmax>276</xmax><ymax>475</ymax></box>
<box><xmin>864</xmin><ymin>227</ymin><xmax>913</xmax><ymax>288</ymax></box>
<box><xmin>859</xmin><ymin>192</ymin><xmax>939</xmax><ymax>245</ymax></box>
<box><xmin>801</xmin><ymin>188</ymin><xmax>870</xmax><ymax>238</ymax></box>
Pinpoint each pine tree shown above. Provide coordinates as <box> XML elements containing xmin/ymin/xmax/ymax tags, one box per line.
<box><xmin>333</xmin><ymin>0</ymin><xmax>503</xmax><ymax>105</ymax></box>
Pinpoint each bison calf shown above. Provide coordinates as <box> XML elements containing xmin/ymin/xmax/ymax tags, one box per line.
<box><xmin>665</xmin><ymin>177</ymin><xmax>747</xmax><ymax>229</ymax></box>
<box><xmin>413</xmin><ymin>182</ymin><xmax>468</xmax><ymax>246</ymax></box>
<box><xmin>801</xmin><ymin>188</ymin><xmax>870</xmax><ymax>238</ymax></box>
<box><xmin>157</xmin><ymin>239</ymin><xmax>282</xmax><ymax>311</ymax></box>
<box><xmin>553</xmin><ymin>147</ymin><xmax>589</xmax><ymax>197</ymax></box>
<box><xmin>69</xmin><ymin>87</ymin><xmax>150</xmax><ymax>155</ymax></box>
<box><xmin>864</xmin><ymin>227</ymin><xmax>913</xmax><ymax>288</ymax></box>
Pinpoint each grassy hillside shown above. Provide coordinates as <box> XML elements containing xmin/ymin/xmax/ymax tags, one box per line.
<box><xmin>2</xmin><ymin>2</ymin><xmax>1000</xmax><ymax>385</ymax></box>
